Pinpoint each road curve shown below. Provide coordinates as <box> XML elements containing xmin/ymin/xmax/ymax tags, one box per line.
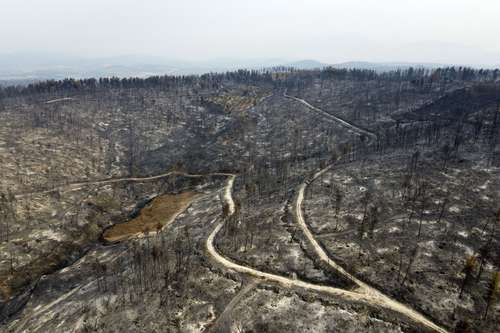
<box><xmin>207</xmin><ymin>174</ymin><xmax>447</xmax><ymax>332</ymax></box>
<box><xmin>207</xmin><ymin>176</ymin><xmax>376</xmax><ymax>301</ymax></box>
<box><xmin>205</xmin><ymin>93</ymin><xmax>446</xmax><ymax>332</ymax></box>
<box><xmin>295</xmin><ymin>165</ymin><xmax>447</xmax><ymax>333</ymax></box>
<box><xmin>284</xmin><ymin>93</ymin><xmax>445</xmax><ymax>332</ymax></box>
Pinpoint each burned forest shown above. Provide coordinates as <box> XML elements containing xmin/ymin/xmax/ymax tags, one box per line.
<box><xmin>0</xmin><ymin>66</ymin><xmax>499</xmax><ymax>333</ymax></box>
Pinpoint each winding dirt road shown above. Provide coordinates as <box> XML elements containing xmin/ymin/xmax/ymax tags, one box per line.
<box><xmin>206</xmin><ymin>176</ymin><xmax>373</xmax><ymax>301</ymax></box>
<box><xmin>287</xmin><ymin>93</ymin><xmax>446</xmax><ymax>332</ymax></box>
<box><xmin>13</xmin><ymin>92</ymin><xmax>446</xmax><ymax>332</ymax></box>
<box><xmin>284</xmin><ymin>93</ymin><xmax>446</xmax><ymax>331</ymax></box>
<box><xmin>206</xmin><ymin>171</ymin><xmax>447</xmax><ymax>333</ymax></box>
<box><xmin>296</xmin><ymin>166</ymin><xmax>447</xmax><ymax>333</ymax></box>
<box><xmin>206</xmin><ymin>94</ymin><xmax>447</xmax><ymax>332</ymax></box>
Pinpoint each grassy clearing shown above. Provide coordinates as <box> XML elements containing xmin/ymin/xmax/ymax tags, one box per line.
<box><xmin>103</xmin><ymin>192</ymin><xmax>198</xmax><ymax>243</ymax></box>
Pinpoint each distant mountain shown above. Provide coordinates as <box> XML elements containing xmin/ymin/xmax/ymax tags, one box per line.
<box><xmin>284</xmin><ymin>59</ymin><xmax>329</xmax><ymax>69</ymax></box>
<box><xmin>0</xmin><ymin>52</ymin><xmax>496</xmax><ymax>84</ymax></box>
<box><xmin>0</xmin><ymin>53</ymin><xmax>331</xmax><ymax>82</ymax></box>
<box><xmin>0</xmin><ymin>53</ymin><xmax>183</xmax><ymax>80</ymax></box>
<box><xmin>0</xmin><ymin>53</ymin><xmax>292</xmax><ymax>81</ymax></box>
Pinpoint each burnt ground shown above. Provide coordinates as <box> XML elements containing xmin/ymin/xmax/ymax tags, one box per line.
<box><xmin>305</xmin><ymin>147</ymin><xmax>500</xmax><ymax>331</ymax></box>
<box><xmin>0</xmin><ymin>71</ymin><xmax>499</xmax><ymax>332</ymax></box>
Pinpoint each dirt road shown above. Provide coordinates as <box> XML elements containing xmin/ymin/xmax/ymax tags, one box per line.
<box><xmin>207</xmin><ymin>278</ymin><xmax>259</xmax><ymax>333</ymax></box>
<box><xmin>13</xmin><ymin>92</ymin><xmax>446</xmax><ymax>332</ymax></box>
<box><xmin>287</xmin><ymin>93</ymin><xmax>446</xmax><ymax>333</ymax></box>
<box><xmin>206</xmin><ymin>176</ymin><xmax>368</xmax><ymax>299</ymax></box>
<box><xmin>207</xmin><ymin>94</ymin><xmax>446</xmax><ymax>332</ymax></box>
<box><xmin>14</xmin><ymin>171</ymin><xmax>234</xmax><ymax>199</ymax></box>
<box><xmin>284</xmin><ymin>92</ymin><xmax>377</xmax><ymax>140</ymax></box>
<box><xmin>207</xmin><ymin>173</ymin><xmax>447</xmax><ymax>332</ymax></box>
<box><xmin>295</xmin><ymin>166</ymin><xmax>447</xmax><ymax>333</ymax></box>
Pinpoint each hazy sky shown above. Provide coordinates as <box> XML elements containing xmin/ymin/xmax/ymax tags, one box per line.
<box><xmin>2</xmin><ymin>0</ymin><xmax>500</xmax><ymax>65</ymax></box>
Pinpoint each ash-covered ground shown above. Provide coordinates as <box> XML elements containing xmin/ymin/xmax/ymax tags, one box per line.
<box><xmin>0</xmin><ymin>68</ymin><xmax>499</xmax><ymax>332</ymax></box>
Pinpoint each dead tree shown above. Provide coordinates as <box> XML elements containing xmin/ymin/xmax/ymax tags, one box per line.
<box><xmin>400</xmin><ymin>244</ymin><xmax>419</xmax><ymax>287</ymax></box>
<box><xmin>459</xmin><ymin>256</ymin><xmax>477</xmax><ymax>299</ymax></box>
<box><xmin>476</xmin><ymin>237</ymin><xmax>493</xmax><ymax>282</ymax></box>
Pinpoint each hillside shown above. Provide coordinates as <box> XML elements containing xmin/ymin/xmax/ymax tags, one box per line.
<box><xmin>0</xmin><ymin>67</ymin><xmax>499</xmax><ymax>333</ymax></box>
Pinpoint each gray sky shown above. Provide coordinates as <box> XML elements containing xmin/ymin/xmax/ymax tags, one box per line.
<box><xmin>2</xmin><ymin>0</ymin><xmax>500</xmax><ymax>65</ymax></box>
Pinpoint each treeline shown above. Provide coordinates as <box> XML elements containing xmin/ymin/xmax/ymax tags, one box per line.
<box><xmin>0</xmin><ymin>69</ymin><xmax>274</xmax><ymax>99</ymax></box>
<box><xmin>288</xmin><ymin>65</ymin><xmax>500</xmax><ymax>82</ymax></box>
<box><xmin>273</xmin><ymin>66</ymin><xmax>500</xmax><ymax>90</ymax></box>
<box><xmin>1</xmin><ymin>66</ymin><xmax>498</xmax><ymax>100</ymax></box>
